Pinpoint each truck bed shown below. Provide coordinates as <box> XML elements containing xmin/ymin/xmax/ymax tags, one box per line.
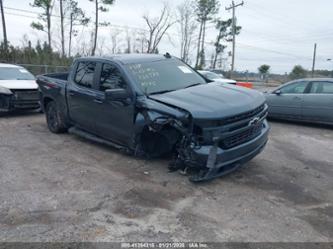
<box><xmin>42</xmin><ymin>72</ymin><xmax>69</xmax><ymax>81</ymax></box>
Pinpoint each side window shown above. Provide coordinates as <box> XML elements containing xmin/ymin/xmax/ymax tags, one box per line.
<box><xmin>310</xmin><ymin>82</ymin><xmax>333</xmax><ymax>94</ymax></box>
<box><xmin>99</xmin><ymin>64</ymin><xmax>127</xmax><ymax>91</ymax></box>
<box><xmin>74</xmin><ymin>62</ymin><xmax>96</xmax><ymax>88</ymax></box>
<box><xmin>280</xmin><ymin>81</ymin><xmax>307</xmax><ymax>94</ymax></box>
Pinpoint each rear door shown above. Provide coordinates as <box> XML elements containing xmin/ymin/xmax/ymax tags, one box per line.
<box><xmin>267</xmin><ymin>81</ymin><xmax>309</xmax><ymax>119</ymax></box>
<box><xmin>93</xmin><ymin>62</ymin><xmax>135</xmax><ymax>145</ymax></box>
<box><xmin>67</xmin><ymin>61</ymin><xmax>99</xmax><ymax>131</ymax></box>
<box><xmin>302</xmin><ymin>81</ymin><xmax>333</xmax><ymax>123</ymax></box>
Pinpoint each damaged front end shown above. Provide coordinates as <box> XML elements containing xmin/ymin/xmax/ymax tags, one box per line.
<box><xmin>0</xmin><ymin>87</ymin><xmax>13</xmax><ymax>112</ymax></box>
<box><xmin>135</xmin><ymin>98</ymin><xmax>270</xmax><ymax>182</ymax></box>
<box><xmin>0</xmin><ymin>87</ymin><xmax>40</xmax><ymax>112</ymax></box>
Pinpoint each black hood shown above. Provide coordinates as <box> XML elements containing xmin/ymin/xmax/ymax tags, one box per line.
<box><xmin>149</xmin><ymin>83</ymin><xmax>265</xmax><ymax>120</ymax></box>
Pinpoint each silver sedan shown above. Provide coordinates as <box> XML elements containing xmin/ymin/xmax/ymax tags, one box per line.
<box><xmin>265</xmin><ymin>78</ymin><xmax>333</xmax><ymax>125</ymax></box>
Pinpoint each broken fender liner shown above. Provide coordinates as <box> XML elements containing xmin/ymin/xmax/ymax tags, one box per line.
<box><xmin>140</xmin><ymin>127</ymin><xmax>181</xmax><ymax>158</ymax></box>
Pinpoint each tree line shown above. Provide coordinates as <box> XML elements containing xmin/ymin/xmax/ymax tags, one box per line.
<box><xmin>0</xmin><ymin>0</ymin><xmax>239</xmax><ymax>70</ymax></box>
<box><xmin>258</xmin><ymin>64</ymin><xmax>333</xmax><ymax>81</ymax></box>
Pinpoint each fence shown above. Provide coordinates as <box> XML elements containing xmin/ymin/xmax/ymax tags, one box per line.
<box><xmin>18</xmin><ymin>64</ymin><xmax>70</xmax><ymax>76</ymax></box>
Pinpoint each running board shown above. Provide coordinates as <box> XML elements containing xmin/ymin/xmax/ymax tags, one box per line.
<box><xmin>68</xmin><ymin>127</ymin><xmax>124</xmax><ymax>150</ymax></box>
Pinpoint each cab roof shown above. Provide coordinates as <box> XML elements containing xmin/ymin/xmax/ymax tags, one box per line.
<box><xmin>79</xmin><ymin>54</ymin><xmax>173</xmax><ymax>65</ymax></box>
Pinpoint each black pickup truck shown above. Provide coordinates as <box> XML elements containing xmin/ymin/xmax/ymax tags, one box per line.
<box><xmin>37</xmin><ymin>54</ymin><xmax>269</xmax><ymax>182</ymax></box>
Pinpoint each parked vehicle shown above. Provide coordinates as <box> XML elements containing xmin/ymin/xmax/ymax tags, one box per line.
<box><xmin>37</xmin><ymin>54</ymin><xmax>269</xmax><ymax>182</ymax></box>
<box><xmin>265</xmin><ymin>78</ymin><xmax>333</xmax><ymax>125</ymax></box>
<box><xmin>0</xmin><ymin>63</ymin><xmax>40</xmax><ymax>112</ymax></box>
<box><xmin>198</xmin><ymin>70</ymin><xmax>237</xmax><ymax>84</ymax></box>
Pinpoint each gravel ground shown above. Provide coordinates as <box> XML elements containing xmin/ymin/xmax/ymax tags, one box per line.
<box><xmin>0</xmin><ymin>111</ymin><xmax>332</xmax><ymax>242</ymax></box>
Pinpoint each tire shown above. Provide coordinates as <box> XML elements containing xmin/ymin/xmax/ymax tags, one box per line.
<box><xmin>45</xmin><ymin>101</ymin><xmax>67</xmax><ymax>133</ymax></box>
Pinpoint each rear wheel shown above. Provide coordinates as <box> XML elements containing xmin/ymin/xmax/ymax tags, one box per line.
<box><xmin>45</xmin><ymin>101</ymin><xmax>67</xmax><ymax>133</ymax></box>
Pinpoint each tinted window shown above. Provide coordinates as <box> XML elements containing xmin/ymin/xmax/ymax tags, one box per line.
<box><xmin>280</xmin><ymin>81</ymin><xmax>307</xmax><ymax>94</ymax></box>
<box><xmin>310</xmin><ymin>81</ymin><xmax>333</xmax><ymax>94</ymax></box>
<box><xmin>74</xmin><ymin>62</ymin><xmax>96</xmax><ymax>88</ymax></box>
<box><xmin>203</xmin><ymin>72</ymin><xmax>222</xmax><ymax>80</ymax></box>
<box><xmin>126</xmin><ymin>59</ymin><xmax>206</xmax><ymax>95</ymax></box>
<box><xmin>0</xmin><ymin>67</ymin><xmax>35</xmax><ymax>80</ymax></box>
<box><xmin>99</xmin><ymin>64</ymin><xmax>126</xmax><ymax>91</ymax></box>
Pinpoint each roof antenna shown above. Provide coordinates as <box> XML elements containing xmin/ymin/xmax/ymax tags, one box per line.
<box><xmin>164</xmin><ymin>52</ymin><xmax>171</xmax><ymax>59</ymax></box>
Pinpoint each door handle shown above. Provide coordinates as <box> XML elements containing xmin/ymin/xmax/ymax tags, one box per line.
<box><xmin>293</xmin><ymin>96</ymin><xmax>302</xmax><ymax>100</ymax></box>
<box><xmin>94</xmin><ymin>98</ymin><xmax>103</xmax><ymax>104</ymax></box>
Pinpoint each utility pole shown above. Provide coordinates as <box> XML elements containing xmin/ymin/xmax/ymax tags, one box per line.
<box><xmin>0</xmin><ymin>0</ymin><xmax>8</xmax><ymax>53</ymax></box>
<box><xmin>226</xmin><ymin>0</ymin><xmax>244</xmax><ymax>77</ymax></box>
<box><xmin>311</xmin><ymin>43</ymin><xmax>317</xmax><ymax>77</ymax></box>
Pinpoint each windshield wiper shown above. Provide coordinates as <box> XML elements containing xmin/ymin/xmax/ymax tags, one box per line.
<box><xmin>185</xmin><ymin>83</ymin><xmax>202</xmax><ymax>89</ymax></box>
<box><xmin>149</xmin><ymin>89</ymin><xmax>176</xmax><ymax>95</ymax></box>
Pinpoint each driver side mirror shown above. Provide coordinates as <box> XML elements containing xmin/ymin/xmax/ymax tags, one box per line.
<box><xmin>105</xmin><ymin>88</ymin><xmax>129</xmax><ymax>100</ymax></box>
<box><xmin>274</xmin><ymin>90</ymin><xmax>282</xmax><ymax>95</ymax></box>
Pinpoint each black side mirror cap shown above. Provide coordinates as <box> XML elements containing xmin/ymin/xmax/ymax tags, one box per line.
<box><xmin>275</xmin><ymin>90</ymin><xmax>281</xmax><ymax>95</ymax></box>
<box><xmin>105</xmin><ymin>88</ymin><xmax>129</xmax><ymax>100</ymax></box>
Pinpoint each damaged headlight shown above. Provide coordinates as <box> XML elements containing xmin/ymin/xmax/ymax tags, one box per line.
<box><xmin>0</xmin><ymin>86</ymin><xmax>12</xmax><ymax>95</ymax></box>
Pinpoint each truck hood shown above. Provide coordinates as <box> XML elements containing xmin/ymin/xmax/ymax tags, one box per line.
<box><xmin>149</xmin><ymin>82</ymin><xmax>265</xmax><ymax>120</ymax></box>
<box><xmin>0</xmin><ymin>80</ymin><xmax>38</xmax><ymax>90</ymax></box>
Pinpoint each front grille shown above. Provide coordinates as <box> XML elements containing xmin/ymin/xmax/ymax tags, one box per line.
<box><xmin>222</xmin><ymin>104</ymin><xmax>265</xmax><ymax>125</ymax></box>
<box><xmin>195</xmin><ymin>104</ymin><xmax>266</xmax><ymax>128</ymax></box>
<box><xmin>12</xmin><ymin>90</ymin><xmax>39</xmax><ymax>101</ymax></box>
<box><xmin>220</xmin><ymin>122</ymin><xmax>264</xmax><ymax>149</ymax></box>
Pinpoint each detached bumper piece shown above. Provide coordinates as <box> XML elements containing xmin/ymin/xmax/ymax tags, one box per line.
<box><xmin>0</xmin><ymin>90</ymin><xmax>40</xmax><ymax>111</ymax></box>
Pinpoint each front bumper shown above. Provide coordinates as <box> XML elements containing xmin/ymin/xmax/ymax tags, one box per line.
<box><xmin>0</xmin><ymin>92</ymin><xmax>40</xmax><ymax>112</ymax></box>
<box><xmin>189</xmin><ymin>120</ymin><xmax>270</xmax><ymax>182</ymax></box>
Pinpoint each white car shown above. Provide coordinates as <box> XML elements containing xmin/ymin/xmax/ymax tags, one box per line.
<box><xmin>0</xmin><ymin>63</ymin><xmax>40</xmax><ymax>112</ymax></box>
<box><xmin>198</xmin><ymin>70</ymin><xmax>237</xmax><ymax>84</ymax></box>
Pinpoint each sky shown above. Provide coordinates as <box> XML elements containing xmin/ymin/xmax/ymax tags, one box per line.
<box><xmin>1</xmin><ymin>0</ymin><xmax>333</xmax><ymax>74</ymax></box>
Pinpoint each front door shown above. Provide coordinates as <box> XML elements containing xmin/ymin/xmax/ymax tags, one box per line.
<box><xmin>67</xmin><ymin>61</ymin><xmax>98</xmax><ymax>131</ymax></box>
<box><xmin>267</xmin><ymin>81</ymin><xmax>308</xmax><ymax>119</ymax></box>
<box><xmin>93</xmin><ymin>63</ymin><xmax>135</xmax><ymax>145</ymax></box>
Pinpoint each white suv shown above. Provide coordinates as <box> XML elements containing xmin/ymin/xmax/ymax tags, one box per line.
<box><xmin>0</xmin><ymin>63</ymin><xmax>40</xmax><ymax>112</ymax></box>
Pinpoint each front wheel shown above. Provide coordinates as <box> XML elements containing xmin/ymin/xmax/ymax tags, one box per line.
<box><xmin>45</xmin><ymin>101</ymin><xmax>67</xmax><ymax>133</ymax></box>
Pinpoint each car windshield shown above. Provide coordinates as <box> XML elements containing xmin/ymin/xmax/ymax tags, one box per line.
<box><xmin>202</xmin><ymin>72</ymin><xmax>223</xmax><ymax>80</ymax></box>
<box><xmin>126</xmin><ymin>59</ymin><xmax>206</xmax><ymax>95</ymax></box>
<box><xmin>0</xmin><ymin>67</ymin><xmax>35</xmax><ymax>80</ymax></box>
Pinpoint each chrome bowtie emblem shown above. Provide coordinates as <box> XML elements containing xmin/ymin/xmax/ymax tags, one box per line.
<box><xmin>249</xmin><ymin>117</ymin><xmax>260</xmax><ymax>126</ymax></box>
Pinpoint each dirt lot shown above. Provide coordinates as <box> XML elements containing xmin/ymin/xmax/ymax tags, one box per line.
<box><xmin>0</xmin><ymin>111</ymin><xmax>332</xmax><ymax>242</ymax></box>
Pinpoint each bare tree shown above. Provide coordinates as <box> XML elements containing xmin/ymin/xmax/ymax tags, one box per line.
<box><xmin>89</xmin><ymin>0</ymin><xmax>115</xmax><ymax>56</ymax></box>
<box><xmin>177</xmin><ymin>0</ymin><xmax>197</xmax><ymax>63</ymax></box>
<box><xmin>136</xmin><ymin>31</ymin><xmax>148</xmax><ymax>53</ymax></box>
<box><xmin>143</xmin><ymin>4</ymin><xmax>176</xmax><ymax>53</ymax></box>
<box><xmin>59</xmin><ymin>0</ymin><xmax>65</xmax><ymax>57</ymax></box>
<box><xmin>108</xmin><ymin>28</ymin><xmax>121</xmax><ymax>54</ymax></box>
<box><xmin>194</xmin><ymin>0</ymin><xmax>220</xmax><ymax>69</ymax></box>
<box><xmin>212</xmin><ymin>18</ymin><xmax>240</xmax><ymax>69</ymax></box>
<box><xmin>65</xmin><ymin>0</ymin><xmax>90</xmax><ymax>57</ymax></box>
<box><xmin>30</xmin><ymin>0</ymin><xmax>53</xmax><ymax>49</ymax></box>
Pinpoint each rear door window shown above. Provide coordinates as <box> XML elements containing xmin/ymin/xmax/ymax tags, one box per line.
<box><xmin>74</xmin><ymin>62</ymin><xmax>96</xmax><ymax>88</ymax></box>
<box><xmin>99</xmin><ymin>64</ymin><xmax>127</xmax><ymax>92</ymax></box>
<box><xmin>310</xmin><ymin>81</ymin><xmax>333</xmax><ymax>94</ymax></box>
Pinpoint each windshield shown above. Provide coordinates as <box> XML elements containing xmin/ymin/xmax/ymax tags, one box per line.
<box><xmin>202</xmin><ymin>72</ymin><xmax>223</xmax><ymax>80</ymax></box>
<box><xmin>0</xmin><ymin>67</ymin><xmax>35</xmax><ymax>80</ymax></box>
<box><xmin>126</xmin><ymin>59</ymin><xmax>206</xmax><ymax>95</ymax></box>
